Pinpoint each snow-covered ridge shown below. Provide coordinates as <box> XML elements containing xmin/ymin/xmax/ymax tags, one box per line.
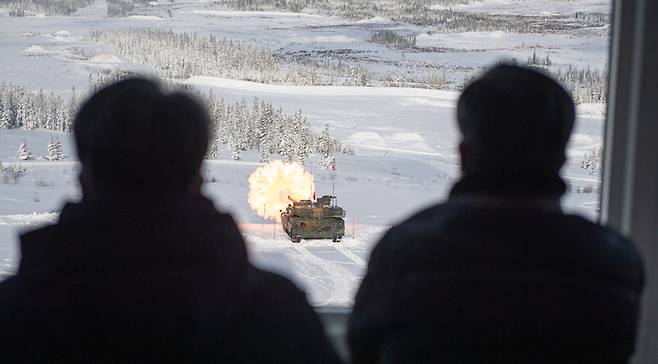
<box><xmin>121</xmin><ymin>15</ymin><xmax>163</xmax><ymax>21</ymax></box>
<box><xmin>451</xmin><ymin>0</ymin><xmax>611</xmax><ymax>16</ymax></box>
<box><xmin>187</xmin><ymin>76</ymin><xmax>459</xmax><ymax>101</ymax></box>
<box><xmin>192</xmin><ymin>10</ymin><xmax>322</xmax><ymax>18</ymax></box>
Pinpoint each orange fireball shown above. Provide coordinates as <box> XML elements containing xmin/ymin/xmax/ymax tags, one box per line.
<box><xmin>248</xmin><ymin>160</ymin><xmax>315</xmax><ymax>221</ymax></box>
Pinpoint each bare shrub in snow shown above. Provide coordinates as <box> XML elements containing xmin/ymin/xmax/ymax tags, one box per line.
<box><xmin>581</xmin><ymin>148</ymin><xmax>603</xmax><ymax>175</ymax></box>
<box><xmin>0</xmin><ymin>163</ymin><xmax>26</xmax><ymax>184</ymax></box>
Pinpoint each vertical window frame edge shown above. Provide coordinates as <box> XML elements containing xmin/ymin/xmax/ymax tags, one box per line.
<box><xmin>602</xmin><ymin>0</ymin><xmax>658</xmax><ymax>363</ymax></box>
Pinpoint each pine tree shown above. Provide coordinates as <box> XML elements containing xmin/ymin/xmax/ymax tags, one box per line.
<box><xmin>0</xmin><ymin>89</ymin><xmax>14</xmax><ymax>129</ymax></box>
<box><xmin>67</xmin><ymin>86</ymin><xmax>78</xmax><ymax>132</ymax></box>
<box><xmin>271</xmin><ymin>108</ymin><xmax>285</xmax><ymax>155</ymax></box>
<box><xmin>34</xmin><ymin>89</ymin><xmax>45</xmax><ymax>129</ymax></box>
<box><xmin>46</xmin><ymin>138</ymin><xmax>64</xmax><ymax>161</ymax></box>
<box><xmin>279</xmin><ymin>115</ymin><xmax>296</xmax><ymax>162</ymax></box>
<box><xmin>46</xmin><ymin>138</ymin><xmax>56</xmax><ymax>160</ymax></box>
<box><xmin>292</xmin><ymin>111</ymin><xmax>313</xmax><ymax>164</ymax></box>
<box><xmin>55</xmin><ymin>140</ymin><xmax>64</xmax><ymax>161</ymax></box>
<box><xmin>16</xmin><ymin>142</ymin><xmax>33</xmax><ymax>161</ymax></box>
<box><xmin>234</xmin><ymin>99</ymin><xmax>250</xmax><ymax>151</ymax></box>
<box><xmin>216</xmin><ymin>98</ymin><xmax>228</xmax><ymax>145</ymax></box>
<box><xmin>232</xmin><ymin>145</ymin><xmax>241</xmax><ymax>160</ymax></box>
<box><xmin>317</xmin><ymin>124</ymin><xmax>336</xmax><ymax>169</ymax></box>
<box><xmin>15</xmin><ymin>90</ymin><xmax>26</xmax><ymax>129</ymax></box>
<box><xmin>257</xmin><ymin>102</ymin><xmax>274</xmax><ymax>163</ymax></box>
<box><xmin>249</xmin><ymin>98</ymin><xmax>261</xmax><ymax>149</ymax></box>
<box><xmin>24</xmin><ymin>98</ymin><xmax>37</xmax><ymax>130</ymax></box>
<box><xmin>56</xmin><ymin>96</ymin><xmax>70</xmax><ymax>132</ymax></box>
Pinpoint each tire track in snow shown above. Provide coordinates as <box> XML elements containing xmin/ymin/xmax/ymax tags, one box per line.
<box><xmin>333</xmin><ymin>244</ymin><xmax>366</xmax><ymax>266</ymax></box>
<box><xmin>292</xmin><ymin>245</ymin><xmax>358</xmax><ymax>307</ymax></box>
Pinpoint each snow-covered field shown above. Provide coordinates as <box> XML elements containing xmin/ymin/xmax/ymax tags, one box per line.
<box><xmin>447</xmin><ymin>0</ymin><xmax>610</xmax><ymax>16</ymax></box>
<box><xmin>0</xmin><ymin>0</ymin><xmax>608</xmax><ymax>306</ymax></box>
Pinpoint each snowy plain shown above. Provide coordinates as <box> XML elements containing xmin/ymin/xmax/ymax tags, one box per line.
<box><xmin>0</xmin><ymin>0</ymin><xmax>608</xmax><ymax>306</ymax></box>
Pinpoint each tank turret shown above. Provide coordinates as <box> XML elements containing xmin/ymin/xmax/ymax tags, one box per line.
<box><xmin>281</xmin><ymin>195</ymin><xmax>345</xmax><ymax>243</ymax></box>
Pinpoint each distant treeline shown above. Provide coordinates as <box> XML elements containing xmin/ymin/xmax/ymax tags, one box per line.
<box><xmin>205</xmin><ymin>94</ymin><xmax>351</xmax><ymax>168</ymax></box>
<box><xmin>528</xmin><ymin>58</ymin><xmax>608</xmax><ymax>104</ymax></box>
<box><xmin>475</xmin><ymin>56</ymin><xmax>608</xmax><ymax>105</ymax></box>
<box><xmin>90</xmin><ymin>29</ymin><xmax>448</xmax><ymax>89</ymax></box>
<box><xmin>1</xmin><ymin>72</ymin><xmax>352</xmax><ymax>169</ymax></box>
<box><xmin>106</xmin><ymin>0</ymin><xmax>134</xmax><ymax>17</ymax></box>
<box><xmin>0</xmin><ymin>83</ymin><xmax>77</xmax><ymax>132</ymax></box>
<box><xmin>556</xmin><ymin>65</ymin><xmax>607</xmax><ymax>104</ymax></box>
<box><xmin>91</xmin><ymin>29</ymin><xmax>372</xmax><ymax>86</ymax></box>
<box><xmin>0</xmin><ymin>0</ymin><xmax>94</xmax><ymax>15</ymax></box>
<box><xmin>211</xmin><ymin>0</ymin><xmax>610</xmax><ymax>33</ymax></box>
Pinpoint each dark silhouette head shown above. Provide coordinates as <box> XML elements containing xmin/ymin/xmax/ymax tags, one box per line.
<box><xmin>73</xmin><ymin>78</ymin><xmax>210</xmax><ymax>198</ymax></box>
<box><xmin>457</xmin><ymin>64</ymin><xmax>575</xmax><ymax>179</ymax></box>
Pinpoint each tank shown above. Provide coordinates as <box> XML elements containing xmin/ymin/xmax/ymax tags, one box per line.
<box><xmin>281</xmin><ymin>195</ymin><xmax>346</xmax><ymax>243</ymax></box>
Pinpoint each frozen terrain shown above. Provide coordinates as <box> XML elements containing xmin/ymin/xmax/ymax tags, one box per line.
<box><xmin>0</xmin><ymin>83</ymin><xmax>604</xmax><ymax>305</ymax></box>
<box><xmin>0</xmin><ymin>0</ymin><xmax>608</xmax><ymax>306</ymax></box>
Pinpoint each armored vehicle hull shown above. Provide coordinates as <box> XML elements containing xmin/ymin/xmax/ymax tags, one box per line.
<box><xmin>281</xmin><ymin>195</ymin><xmax>345</xmax><ymax>243</ymax></box>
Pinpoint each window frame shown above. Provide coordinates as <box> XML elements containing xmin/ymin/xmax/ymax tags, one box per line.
<box><xmin>601</xmin><ymin>0</ymin><xmax>658</xmax><ymax>362</ymax></box>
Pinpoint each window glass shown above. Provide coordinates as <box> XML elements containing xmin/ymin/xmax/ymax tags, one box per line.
<box><xmin>0</xmin><ymin>0</ymin><xmax>610</xmax><ymax>306</ymax></box>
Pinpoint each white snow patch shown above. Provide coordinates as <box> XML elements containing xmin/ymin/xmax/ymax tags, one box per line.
<box><xmin>453</xmin><ymin>0</ymin><xmax>610</xmax><ymax>16</ymax></box>
<box><xmin>429</xmin><ymin>4</ymin><xmax>448</xmax><ymax>11</ymax></box>
<box><xmin>23</xmin><ymin>45</ymin><xmax>50</xmax><ymax>55</ymax></box>
<box><xmin>346</xmin><ymin>132</ymin><xmax>386</xmax><ymax>148</ymax></box>
<box><xmin>357</xmin><ymin>16</ymin><xmax>391</xmax><ymax>24</ymax></box>
<box><xmin>289</xmin><ymin>35</ymin><xmax>356</xmax><ymax>43</ymax></box>
<box><xmin>122</xmin><ymin>15</ymin><xmax>163</xmax><ymax>21</ymax></box>
<box><xmin>89</xmin><ymin>54</ymin><xmax>123</xmax><ymax>64</ymax></box>
<box><xmin>0</xmin><ymin>213</ymin><xmax>58</xmax><ymax>226</ymax></box>
<box><xmin>192</xmin><ymin>10</ymin><xmax>321</xmax><ymax>18</ymax></box>
<box><xmin>242</xmin><ymin>223</ymin><xmax>384</xmax><ymax>306</ymax></box>
<box><xmin>577</xmin><ymin>103</ymin><xmax>606</xmax><ymax>119</ymax></box>
<box><xmin>187</xmin><ymin>76</ymin><xmax>459</xmax><ymax>99</ymax></box>
<box><xmin>45</xmin><ymin>31</ymin><xmax>80</xmax><ymax>43</ymax></box>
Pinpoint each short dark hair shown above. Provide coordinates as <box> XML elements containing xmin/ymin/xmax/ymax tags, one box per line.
<box><xmin>74</xmin><ymin>78</ymin><xmax>210</xmax><ymax>195</ymax></box>
<box><xmin>457</xmin><ymin>64</ymin><xmax>575</xmax><ymax>177</ymax></box>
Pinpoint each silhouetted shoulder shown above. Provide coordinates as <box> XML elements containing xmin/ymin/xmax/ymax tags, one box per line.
<box><xmin>231</xmin><ymin>267</ymin><xmax>342</xmax><ymax>364</ymax></box>
<box><xmin>368</xmin><ymin>200</ymin><xmax>643</xmax><ymax>288</ymax></box>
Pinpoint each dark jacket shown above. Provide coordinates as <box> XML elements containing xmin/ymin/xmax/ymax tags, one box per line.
<box><xmin>0</xmin><ymin>195</ymin><xmax>340</xmax><ymax>363</ymax></box>
<box><xmin>348</xmin><ymin>176</ymin><xmax>644</xmax><ymax>364</ymax></box>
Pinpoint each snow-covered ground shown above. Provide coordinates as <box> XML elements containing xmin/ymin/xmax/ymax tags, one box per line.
<box><xmin>0</xmin><ymin>83</ymin><xmax>603</xmax><ymax>305</ymax></box>
<box><xmin>447</xmin><ymin>0</ymin><xmax>610</xmax><ymax>16</ymax></box>
<box><xmin>0</xmin><ymin>0</ymin><xmax>610</xmax><ymax>90</ymax></box>
<box><xmin>0</xmin><ymin>0</ymin><xmax>607</xmax><ymax>306</ymax></box>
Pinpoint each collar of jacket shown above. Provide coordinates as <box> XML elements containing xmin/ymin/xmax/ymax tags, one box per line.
<box><xmin>449</xmin><ymin>173</ymin><xmax>566</xmax><ymax>203</ymax></box>
<box><xmin>18</xmin><ymin>195</ymin><xmax>248</xmax><ymax>276</ymax></box>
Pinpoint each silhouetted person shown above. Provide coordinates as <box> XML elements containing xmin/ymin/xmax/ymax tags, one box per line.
<box><xmin>0</xmin><ymin>78</ymin><xmax>341</xmax><ymax>363</ymax></box>
<box><xmin>348</xmin><ymin>65</ymin><xmax>644</xmax><ymax>364</ymax></box>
